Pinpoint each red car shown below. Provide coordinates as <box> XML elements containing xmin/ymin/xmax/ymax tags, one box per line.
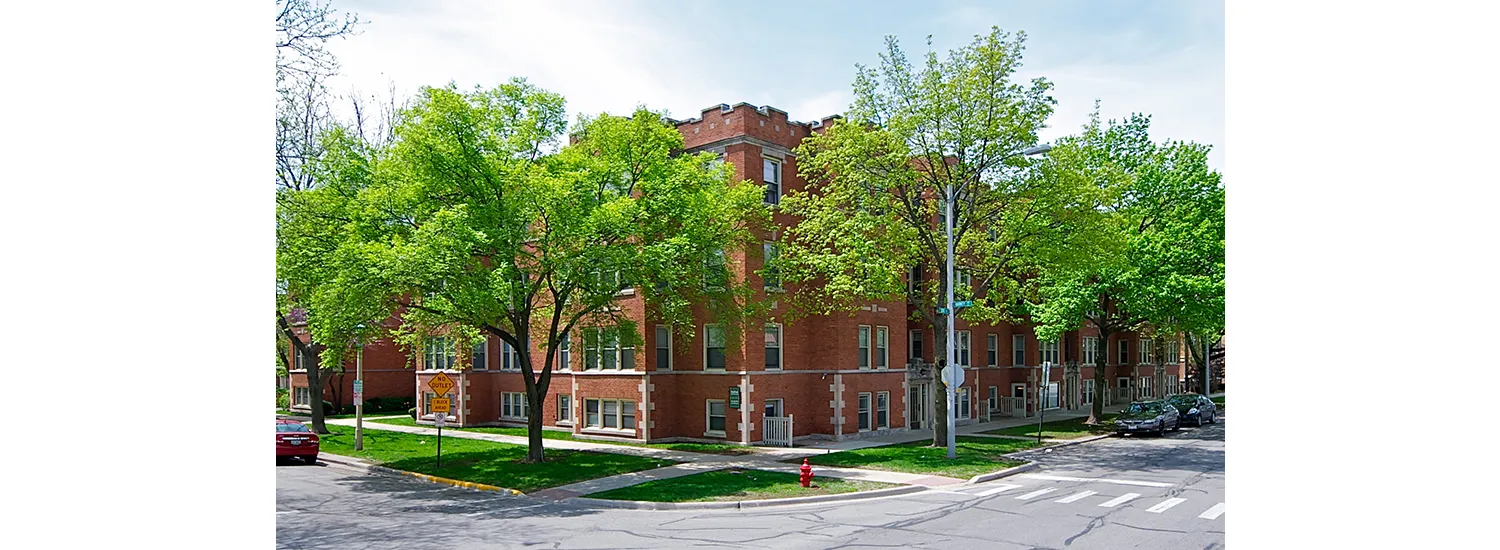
<box><xmin>276</xmin><ymin>419</ymin><xmax>319</xmax><ymax>464</ymax></box>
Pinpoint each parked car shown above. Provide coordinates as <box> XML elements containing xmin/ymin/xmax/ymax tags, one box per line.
<box><xmin>276</xmin><ymin>419</ymin><xmax>319</xmax><ymax>464</ymax></box>
<box><xmin>1166</xmin><ymin>393</ymin><xmax>1218</xmax><ymax>427</ymax></box>
<box><xmin>1114</xmin><ymin>401</ymin><xmax>1180</xmax><ymax>436</ymax></box>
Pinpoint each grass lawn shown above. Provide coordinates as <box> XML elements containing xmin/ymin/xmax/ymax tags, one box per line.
<box><xmin>981</xmin><ymin>415</ymin><xmax>1119</xmax><ymax>439</ymax></box>
<box><xmin>1212</xmin><ymin>396</ymin><xmax>1224</xmax><ymax>407</ymax></box>
<box><xmin>369</xmin><ymin>416</ymin><xmax>755</xmax><ymax>455</ymax></box>
<box><xmin>801</xmin><ymin>436</ymin><xmax>1040</xmax><ymax>479</ymax></box>
<box><xmin>315</xmin><ymin>425</ymin><xmax>674</xmax><ymax>493</ymax></box>
<box><xmin>586</xmin><ymin>468</ymin><xmax>895</xmax><ymax>503</ymax></box>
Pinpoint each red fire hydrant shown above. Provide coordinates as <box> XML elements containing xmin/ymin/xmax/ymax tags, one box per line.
<box><xmin>799</xmin><ymin>458</ymin><xmax>814</xmax><ymax>487</ymax></box>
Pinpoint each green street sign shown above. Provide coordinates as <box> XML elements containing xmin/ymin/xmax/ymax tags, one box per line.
<box><xmin>955</xmin><ymin>300</ymin><xmax>974</xmax><ymax>308</ymax></box>
<box><xmin>729</xmin><ymin>386</ymin><xmax>741</xmax><ymax>409</ymax></box>
<box><xmin>937</xmin><ymin>307</ymin><xmax>950</xmax><ymax>314</ymax></box>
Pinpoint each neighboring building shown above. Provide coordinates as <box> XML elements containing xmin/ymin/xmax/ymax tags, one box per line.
<box><xmin>381</xmin><ymin>102</ymin><xmax>1185</xmax><ymax>443</ymax></box>
<box><xmin>284</xmin><ymin>314</ymin><xmax>415</xmax><ymax>414</ymax></box>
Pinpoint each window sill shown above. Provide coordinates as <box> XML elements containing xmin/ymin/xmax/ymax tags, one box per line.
<box><xmin>614</xmin><ymin>288</ymin><xmax>636</xmax><ymax>297</ymax></box>
<box><xmin>500</xmin><ymin>416</ymin><xmax>528</xmax><ymax>422</ymax></box>
<box><xmin>703</xmin><ymin>431</ymin><xmax>727</xmax><ymax>438</ymax></box>
<box><xmin>581</xmin><ymin>428</ymin><xmax>636</xmax><ymax>436</ymax></box>
<box><xmin>556</xmin><ymin>421</ymin><xmax>573</xmax><ymax>427</ymax></box>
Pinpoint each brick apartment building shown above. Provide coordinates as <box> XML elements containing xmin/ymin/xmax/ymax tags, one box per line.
<box><xmin>291</xmin><ymin>102</ymin><xmax>1187</xmax><ymax>444</ymax></box>
<box><xmin>284</xmin><ymin>316</ymin><xmax>415</xmax><ymax>414</ymax></box>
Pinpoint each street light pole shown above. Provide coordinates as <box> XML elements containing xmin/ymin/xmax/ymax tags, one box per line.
<box><xmin>942</xmin><ymin>144</ymin><xmax>1052</xmax><ymax>460</ymax></box>
<box><xmin>1038</xmin><ymin>361</ymin><xmax>1052</xmax><ymax>444</ymax></box>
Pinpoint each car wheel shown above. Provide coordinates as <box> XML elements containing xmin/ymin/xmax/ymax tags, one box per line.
<box><xmin>1172</xmin><ymin>419</ymin><xmax>1180</xmax><ymax>432</ymax></box>
<box><xmin>301</xmin><ymin>455</ymin><xmax>318</xmax><ymax>465</ymax></box>
<box><xmin>1208</xmin><ymin>411</ymin><xmax>1216</xmax><ymax>424</ymax></box>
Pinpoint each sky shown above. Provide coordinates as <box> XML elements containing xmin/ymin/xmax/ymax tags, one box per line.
<box><xmin>322</xmin><ymin>0</ymin><xmax>1224</xmax><ymax>170</ymax></box>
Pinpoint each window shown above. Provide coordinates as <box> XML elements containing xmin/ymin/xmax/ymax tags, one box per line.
<box><xmin>763</xmin><ymin>157</ymin><xmax>781</xmax><ymax>204</ymax></box>
<box><xmin>471</xmin><ymin>339</ymin><xmax>488</xmax><ymax>371</ymax></box>
<box><xmin>762</xmin><ymin>242</ymin><xmax>782</xmax><ymax>291</ymax></box>
<box><xmin>1119</xmin><ymin>340</ymin><xmax>1130</xmax><ymax>365</ymax></box>
<box><xmin>876</xmin><ymin>392</ymin><xmax>890</xmax><ymax>429</ymax></box>
<box><xmin>583</xmin><ymin>327</ymin><xmax>634</xmax><ymax>370</ymax></box>
<box><xmin>763</xmin><ymin>398</ymin><xmax>784</xmax><ymax>418</ymax></box>
<box><xmin>422</xmin><ymin>392</ymin><xmax>436</xmax><ymax>414</ymax></box>
<box><xmin>1140</xmin><ymin>376</ymin><xmax>1155</xmax><ymax>398</ymax></box>
<box><xmin>294</xmin><ymin>387</ymin><xmax>311</xmax><ymax>406</ymax></box>
<box><xmin>581</xmin><ymin>399</ymin><xmax>634</xmax><ymax>429</ymax></box>
<box><xmin>705</xmin><ymin>325</ymin><xmax>726</xmax><ymax>370</ymax></box>
<box><xmin>764</xmin><ymin>325</ymin><xmax>782</xmax><ymax>370</ymax></box>
<box><xmin>294</xmin><ymin>346</ymin><xmax>312</xmax><ymax>371</ymax></box>
<box><xmin>706</xmin><ymin>400</ymin><xmax>727</xmax><ymax>435</ymax></box>
<box><xmin>655</xmin><ymin>326</ymin><xmax>672</xmax><ymax>371</ymax></box>
<box><xmin>858</xmin><ymin>392</ymin><xmax>872</xmax><ymax>431</ymax></box>
<box><xmin>557</xmin><ymin>332</ymin><xmax>570</xmax><ymax>370</ymax></box>
<box><xmin>1041</xmin><ymin>339</ymin><xmax>1059</xmax><ymax>365</ymax></box>
<box><xmin>502</xmin><ymin>392</ymin><xmax>528</xmax><ymax>419</ymax></box>
<box><xmin>1139</xmin><ymin>339</ymin><xmax>1152</xmax><ymax>364</ymax></box>
<box><xmin>500</xmin><ymin>340</ymin><xmax>520</xmax><ymax>371</ymax></box>
<box><xmin>956</xmin><ymin>270</ymin><xmax>972</xmax><ymax>294</ymax></box>
<box><xmin>1166</xmin><ymin>375</ymin><xmax>1179</xmax><ymax>395</ymax></box>
<box><xmin>558</xmin><ymin>394</ymin><xmax>573</xmax><ymax>424</ymax></box>
<box><xmin>592</xmin><ymin>268</ymin><xmax>627</xmax><ymax>292</ymax></box>
<box><xmin>857</xmin><ymin>326</ymin><xmax>871</xmax><ymax>369</ymax></box>
<box><xmin>956</xmin><ymin>387</ymin><xmax>972</xmax><ymax>420</ymax></box>
<box><xmin>1012</xmin><ymin>334</ymin><xmax>1026</xmax><ymax>366</ymax></box>
<box><xmin>986</xmin><ymin>334</ymin><xmax>998</xmax><ymax>367</ymax></box>
<box><xmin>424</xmin><ymin>337</ymin><xmax>457</xmax><ymax>370</ymax></box>
<box><xmin>1082</xmin><ymin>379</ymin><xmax>1095</xmax><ymax>405</ymax></box>
<box><xmin>875</xmin><ymin>326</ymin><xmax>888</xmax><ymax>369</ymax></box>
<box><xmin>957</xmin><ymin>331</ymin><xmax>971</xmax><ymax>367</ymax></box>
<box><xmin>1083</xmin><ymin>336</ymin><xmax>1098</xmax><ymax>365</ymax></box>
<box><xmin>1165</xmin><ymin>340</ymin><xmax>1180</xmax><ymax>363</ymax></box>
<box><xmin>988</xmin><ymin>386</ymin><xmax>998</xmax><ymax>411</ymax></box>
<box><xmin>704</xmin><ymin>248</ymin><xmax>727</xmax><ymax>290</ymax></box>
<box><xmin>1045</xmin><ymin>382</ymin><xmax>1060</xmax><ymax>409</ymax></box>
<box><xmin>909</xmin><ymin>330</ymin><xmax>923</xmax><ymax>360</ymax></box>
<box><xmin>908</xmin><ymin>265</ymin><xmax>924</xmax><ymax>295</ymax></box>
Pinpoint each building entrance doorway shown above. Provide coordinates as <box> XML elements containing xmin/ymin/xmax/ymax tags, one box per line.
<box><xmin>908</xmin><ymin>383</ymin><xmax>930</xmax><ymax>430</ymax></box>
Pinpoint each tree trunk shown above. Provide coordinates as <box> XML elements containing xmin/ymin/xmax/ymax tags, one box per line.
<box><xmin>508</xmin><ymin>328</ymin><xmax>552</xmax><ymax>464</ymax></box>
<box><xmin>931</xmin><ymin>321</ymin><xmax>950</xmax><ymax>448</ymax></box>
<box><xmin>1088</xmin><ymin>327</ymin><xmax>1110</xmax><ymax>424</ymax></box>
<box><xmin>278</xmin><ymin>311</ymin><xmax>328</xmax><ymax>434</ymax></box>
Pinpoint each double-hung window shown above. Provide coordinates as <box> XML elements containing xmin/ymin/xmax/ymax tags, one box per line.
<box><xmin>1119</xmin><ymin>340</ymin><xmax>1130</xmax><ymax>365</ymax></box>
<box><xmin>764</xmin><ymin>325</ymin><xmax>782</xmax><ymax>370</ymax></box>
<box><xmin>424</xmin><ymin>337</ymin><xmax>457</xmax><ymax>370</ymax></box>
<box><xmin>1139</xmin><ymin>339</ymin><xmax>1152</xmax><ymax>364</ymax></box>
<box><xmin>1082</xmin><ymin>336</ymin><xmax>1098</xmax><ymax>365</ymax></box>
<box><xmin>585</xmin><ymin>399</ymin><xmax>636</xmax><ymax>430</ymax></box>
<box><xmin>1140</xmin><ymin>376</ymin><xmax>1155</xmax><ymax>398</ymax></box>
<box><xmin>909</xmin><ymin>330</ymin><xmax>923</xmax><ymax>360</ymax></box>
<box><xmin>858</xmin><ymin>393</ymin><xmax>872</xmax><ymax>431</ymax></box>
<box><xmin>763</xmin><ymin>157</ymin><xmax>781</xmax><ymax>204</ymax></box>
<box><xmin>875</xmin><ymin>326</ymin><xmax>888</xmax><ymax>369</ymax></box>
<box><xmin>1041</xmin><ymin>339</ymin><xmax>1059</xmax><ymax>365</ymax></box>
<box><xmin>956</xmin><ymin>387</ymin><xmax>972</xmax><ymax>420</ymax></box>
<box><xmin>500</xmin><ymin>340</ymin><xmax>520</xmax><ymax>371</ymax></box>
<box><xmin>762</xmin><ymin>242</ymin><xmax>782</xmax><ymax>291</ymax></box>
<box><xmin>583</xmin><ymin>327</ymin><xmax>635</xmax><ymax>370</ymax></box>
<box><xmin>556</xmin><ymin>332</ymin><xmax>570</xmax><ymax>370</ymax></box>
<box><xmin>876</xmin><ymin>391</ymin><xmax>890</xmax><ymax>429</ymax></box>
<box><xmin>908</xmin><ymin>265</ymin><xmax>924</xmax><ymax>295</ymax></box>
<box><xmin>294</xmin><ymin>346</ymin><xmax>312</xmax><ymax>371</ymax></box>
<box><xmin>706</xmin><ymin>400</ymin><xmax>726</xmax><ymax>436</ymax></box>
<box><xmin>294</xmin><ymin>386</ymin><xmax>311</xmax><ymax>407</ymax></box>
<box><xmin>557</xmin><ymin>394</ymin><xmax>573</xmax><ymax>424</ymax></box>
<box><xmin>857</xmin><ymin>326</ymin><xmax>871</xmax><ymax>369</ymax></box>
<box><xmin>655</xmin><ymin>326</ymin><xmax>673</xmax><ymax>370</ymax></box>
<box><xmin>988</xmin><ymin>386</ymin><xmax>998</xmax><ymax>411</ymax></box>
<box><xmin>704</xmin><ymin>248</ymin><xmax>727</xmax><ymax>290</ymax></box>
<box><xmin>986</xmin><ymin>334</ymin><xmax>998</xmax><ymax>367</ymax></box>
<box><xmin>1082</xmin><ymin>379</ymin><xmax>1095</xmax><ymax>405</ymax></box>
<box><xmin>705</xmin><ymin>325</ymin><xmax>726</xmax><ymax>370</ymax></box>
<box><xmin>502</xmin><ymin>392</ymin><xmax>528</xmax><ymax>419</ymax></box>
<box><xmin>957</xmin><ymin>331</ymin><xmax>971</xmax><ymax>367</ymax></box>
<box><xmin>1012</xmin><ymin>334</ymin><xmax>1026</xmax><ymax>366</ymax></box>
<box><xmin>1165</xmin><ymin>340</ymin><xmax>1180</xmax><ymax>363</ymax></box>
<box><xmin>471</xmin><ymin>339</ymin><xmax>488</xmax><ymax>371</ymax></box>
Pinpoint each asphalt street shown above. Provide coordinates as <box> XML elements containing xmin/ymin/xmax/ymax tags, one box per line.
<box><xmin>277</xmin><ymin>418</ymin><xmax>1225</xmax><ymax>549</ymax></box>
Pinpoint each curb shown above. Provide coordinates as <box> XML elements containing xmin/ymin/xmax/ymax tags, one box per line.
<box><xmin>966</xmin><ymin>461</ymin><xmax>1039</xmax><ymax>484</ymax></box>
<box><xmin>570</xmin><ymin>483</ymin><xmax>928</xmax><ymax>510</ymax></box>
<box><xmin>317</xmin><ymin>453</ymin><xmax>524</xmax><ymax>496</ymax></box>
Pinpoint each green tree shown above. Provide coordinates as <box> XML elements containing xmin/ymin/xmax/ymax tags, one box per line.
<box><xmin>302</xmin><ymin>80</ymin><xmax>768</xmax><ymax>462</ymax></box>
<box><xmin>779</xmin><ymin>28</ymin><xmax>1083</xmax><ymax>448</ymax></box>
<box><xmin>1029</xmin><ymin>109</ymin><xmax>1225</xmax><ymax>423</ymax></box>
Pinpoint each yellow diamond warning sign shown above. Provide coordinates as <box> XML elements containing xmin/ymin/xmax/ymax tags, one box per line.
<box><xmin>427</xmin><ymin>372</ymin><xmax>455</xmax><ymax>396</ymax></box>
<box><xmin>430</xmin><ymin>398</ymin><xmax>451</xmax><ymax>413</ymax></box>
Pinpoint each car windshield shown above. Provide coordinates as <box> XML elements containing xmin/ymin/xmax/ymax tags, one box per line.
<box><xmin>1169</xmin><ymin>396</ymin><xmax>1198</xmax><ymax>406</ymax></box>
<box><xmin>1126</xmin><ymin>403</ymin><xmax>1161</xmax><ymax>414</ymax></box>
<box><xmin>277</xmin><ymin>423</ymin><xmax>312</xmax><ymax>433</ymax></box>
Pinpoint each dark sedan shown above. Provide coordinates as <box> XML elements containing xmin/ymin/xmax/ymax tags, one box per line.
<box><xmin>1166</xmin><ymin>393</ymin><xmax>1218</xmax><ymax>427</ymax></box>
<box><xmin>1114</xmin><ymin>401</ymin><xmax>1180</xmax><ymax>436</ymax></box>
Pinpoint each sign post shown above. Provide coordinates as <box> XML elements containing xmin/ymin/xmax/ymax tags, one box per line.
<box><xmin>426</xmin><ymin>373</ymin><xmax>456</xmax><ymax>468</ymax></box>
<box><xmin>434</xmin><ymin>412</ymin><xmax>446</xmax><ymax>467</ymax></box>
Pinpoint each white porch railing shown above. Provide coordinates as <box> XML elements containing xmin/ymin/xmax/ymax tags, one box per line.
<box><xmin>997</xmin><ymin>397</ymin><xmax>1026</xmax><ymax>418</ymax></box>
<box><xmin>763</xmin><ymin>415</ymin><xmax>794</xmax><ymax>447</ymax></box>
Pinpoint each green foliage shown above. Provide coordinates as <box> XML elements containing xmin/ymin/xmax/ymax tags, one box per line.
<box><xmin>365</xmin><ymin>396</ymin><xmax>414</xmax><ymax>414</ymax></box>
<box><xmin>276</xmin><ymin>389</ymin><xmax>290</xmax><ymax>409</ymax></box>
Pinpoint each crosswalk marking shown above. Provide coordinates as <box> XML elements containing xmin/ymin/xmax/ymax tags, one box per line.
<box><xmin>1147</xmin><ymin>497</ymin><xmax>1187</xmax><ymax>513</ymax></box>
<box><xmin>1198</xmin><ymin>502</ymin><xmax>1225</xmax><ymax>519</ymax></box>
<box><xmin>1098</xmin><ymin>493</ymin><xmax>1140</xmax><ymax>507</ymax></box>
<box><xmin>1015</xmin><ymin>488</ymin><xmax>1058</xmax><ymax>500</ymax></box>
<box><xmin>1054</xmin><ymin>490</ymin><xmax>1098</xmax><ymax>503</ymax></box>
<box><xmin>974</xmin><ymin>484</ymin><xmax>1023</xmax><ymax>497</ymax></box>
